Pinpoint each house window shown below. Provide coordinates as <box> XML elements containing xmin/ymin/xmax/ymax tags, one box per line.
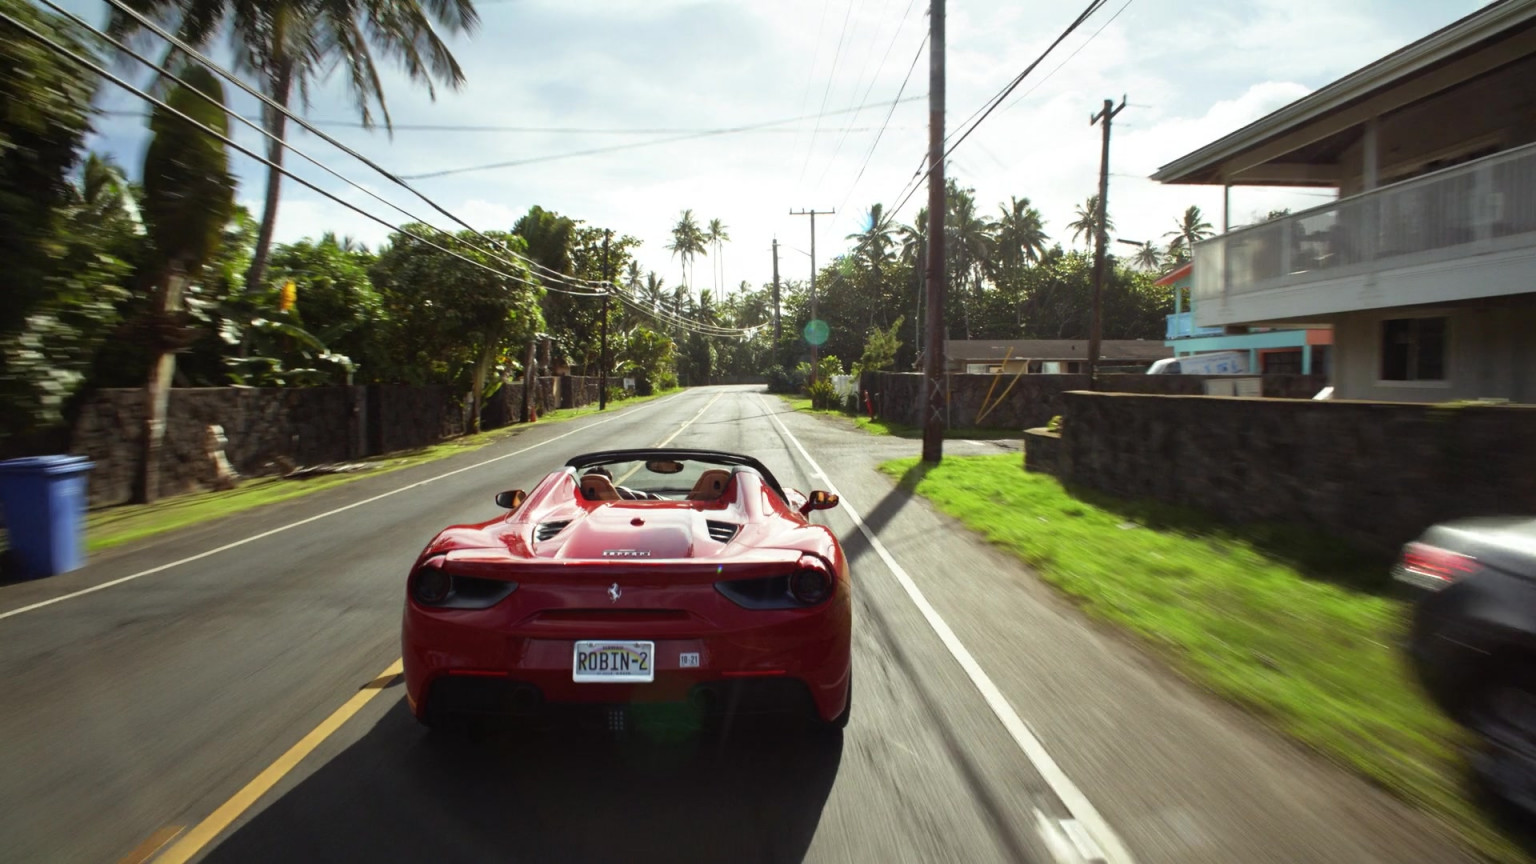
<box><xmin>1380</xmin><ymin>317</ymin><xmax>1447</xmax><ymax>381</ymax></box>
<box><xmin>1261</xmin><ymin>350</ymin><xmax>1303</xmax><ymax>375</ymax></box>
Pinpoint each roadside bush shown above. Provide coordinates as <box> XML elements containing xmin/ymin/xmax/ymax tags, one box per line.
<box><xmin>1046</xmin><ymin>414</ymin><xmax>1064</xmax><ymax>433</ymax></box>
<box><xmin>807</xmin><ymin>377</ymin><xmax>838</xmax><ymax>410</ymax></box>
<box><xmin>634</xmin><ymin>374</ymin><xmax>653</xmax><ymax>396</ymax></box>
<box><xmin>765</xmin><ymin>365</ymin><xmax>802</xmax><ymax>394</ymax></box>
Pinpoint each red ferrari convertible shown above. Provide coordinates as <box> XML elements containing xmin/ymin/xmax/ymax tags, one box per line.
<box><xmin>402</xmin><ymin>448</ymin><xmax>852</xmax><ymax>731</ymax></box>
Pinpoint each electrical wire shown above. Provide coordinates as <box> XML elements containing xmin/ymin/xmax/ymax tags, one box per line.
<box><xmin>1000</xmin><ymin>0</ymin><xmax>1135</xmax><ymax>115</ymax></box>
<box><xmin>397</xmin><ymin>96</ymin><xmax>926</xmax><ymax>180</ymax></box>
<box><xmin>13</xmin><ymin>9</ymin><xmax>760</xmax><ymax>338</ymax></box>
<box><xmin>797</xmin><ymin>0</ymin><xmax>860</xmax><ymax>188</ymax></box>
<box><xmin>834</xmin><ymin>29</ymin><xmax>928</xmax><ymax>221</ymax></box>
<box><xmin>43</xmin><ymin>0</ymin><xmax>608</xmax><ymax>300</ymax></box>
<box><xmin>96</xmin><ymin>0</ymin><xmax>645</xmax><ymax>296</ymax></box>
<box><xmin>815</xmin><ymin>0</ymin><xmax>910</xmax><ymax>190</ymax></box>
<box><xmin>884</xmin><ymin>0</ymin><xmax>1111</xmax><ymax>218</ymax></box>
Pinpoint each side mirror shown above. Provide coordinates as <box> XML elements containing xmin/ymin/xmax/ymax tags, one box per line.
<box><xmin>799</xmin><ymin>490</ymin><xmax>839</xmax><ymax>515</ymax></box>
<box><xmin>495</xmin><ymin>489</ymin><xmax>527</xmax><ymax>510</ymax></box>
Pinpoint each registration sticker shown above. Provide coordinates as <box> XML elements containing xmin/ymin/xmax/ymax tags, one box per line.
<box><xmin>679</xmin><ymin>651</ymin><xmax>700</xmax><ymax>668</ymax></box>
<box><xmin>573</xmin><ymin>640</ymin><xmax>655</xmax><ymax>683</ymax></box>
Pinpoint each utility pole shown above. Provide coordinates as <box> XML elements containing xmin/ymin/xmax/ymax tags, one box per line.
<box><xmin>771</xmin><ymin>237</ymin><xmax>782</xmax><ymax>347</ymax></box>
<box><xmin>598</xmin><ymin>228</ymin><xmax>612</xmax><ymax>410</ymax></box>
<box><xmin>921</xmin><ymin>0</ymin><xmax>946</xmax><ymax>464</ymax></box>
<box><xmin>1087</xmin><ymin>96</ymin><xmax>1126</xmax><ymax>388</ymax></box>
<box><xmin>789</xmin><ymin>207</ymin><xmax>834</xmax><ymax>381</ymax></box>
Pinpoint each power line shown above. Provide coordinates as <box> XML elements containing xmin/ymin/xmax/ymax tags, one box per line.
<box><xmin>45</xmin><ymin>0</ymin><xmax>606</xmax><ymax>300</ymax></box>
<box><xmin>1001</xmin><ymin>0</ymin><xmax>1135</xmax><ymax>114</ymax></box>
<box><xmin>93</xmin><ymin>0</ymin><xmax>619</xmax><ymax>295</ymax></box>
<box><xmin>97</xmin><ymin>111</ymin><xmax>916</xmax><ymax>135</ymax></box>
<box><xmin>815</xmin><ymin>0</ymin><xmax>914</xmax><ymax>191</ymax></box>
<box><xmin>835</xmin><ymin>29</ymin><xmax>928</xmax><ymax>220</ymax></box>
<box><xmin>31</xmin><ymin>6</ymin><xmax>759</xmax><ymax>338</ymax></box>
<box><xmin>885</xmin><ymin>0</ymin><xmax>1111</xmax><ymax>218</ymax></box>
<box><xmin>798</xmin><ymin>0</ymin><xmax>860</xmax><ymax>188</ymax></box>
<box><xmin>399</xmin><ymin>95</ymin><xmax>927</xmax><ymax>180</ymax></box>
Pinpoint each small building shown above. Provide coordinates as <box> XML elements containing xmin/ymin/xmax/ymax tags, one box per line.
<box><xmin>945</xmin><ymin>339</ymin><xmax>1172</xmax><ymax>374</ymax></box>
<box><xmin>1152</xmin><ymin>0</ymin><xmax>1536</xmax><ymax>402</ymax></box>
<box><xmin>1159</xmin><ymin>262</ymin><xmax>1334</xmax><ymax>375</ymax></box>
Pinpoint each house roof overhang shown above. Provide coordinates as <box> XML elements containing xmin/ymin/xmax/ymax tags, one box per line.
<box><xmin>1151</xmin><ymin>0</ymin><xmax>1536</xmax><ymax>187</ymax></box>
<box><xmin>1154</xmin><ymin>262</ymin><xmax>1193</xmax><ymax>286</ymax></box>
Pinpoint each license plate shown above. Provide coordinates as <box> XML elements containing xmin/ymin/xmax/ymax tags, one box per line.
<box><xmin>573</xmin><ymin>640</ymin><xmax>655</xmax><ymax>683</ymax></box>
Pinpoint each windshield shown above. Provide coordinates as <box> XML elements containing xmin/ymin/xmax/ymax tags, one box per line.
<box><xmin>578</xmin><ymin>459</ymin><xmax>723</xmax><ymax>497</ymax></box>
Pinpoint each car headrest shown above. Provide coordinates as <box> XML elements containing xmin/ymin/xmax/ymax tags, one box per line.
<box><xmin>687</xmin><ymin>469</ymin><xmax>732</xmax><ymax>501</ymax></box>
<box><xmin>579</xmin><ymin>473</ymin><xmax>620</xmax><ymax>501</ymax></box>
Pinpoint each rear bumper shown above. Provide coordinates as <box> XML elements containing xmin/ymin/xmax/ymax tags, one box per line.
<box><xmin>403</xmin><ymin>600</ymin><xmax>851</xmax><ymax>723</ymax></box>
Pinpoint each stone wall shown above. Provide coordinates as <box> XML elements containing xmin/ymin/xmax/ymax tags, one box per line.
<box><xmin>860</xmin><ymin>372</ymin><xmax>1328</xmax><ymax>430</ymax></box>
<box><xmin>74</xmin><ymin>386</ymin><xmax>370</xmax><ymax>507</ymax></box>
<box><xmin>480</xmin><ymin>377</ymin><xmax>561</xmax><ymax>429</ymax></box>
<box><xmin>1054</xmin><ymin>392</ymin><xmax>1536</xmax><ymax>554</ymax></box>
<box><xmin>70</xmin><ymin>375</ymin><xmax>614</xmax><ymax>508</ymax></box>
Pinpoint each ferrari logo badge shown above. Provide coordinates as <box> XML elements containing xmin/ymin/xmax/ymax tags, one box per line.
<box><xmin>608</xmin><ymin>582</ymin><xmax>622</xmax><ymax>603</ymax></box>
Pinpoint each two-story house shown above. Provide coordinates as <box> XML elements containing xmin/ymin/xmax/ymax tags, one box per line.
<box><xmin>1159</xmin><ymin>262</ymin><xmax>1333</xmax><ymax>375</ymax></box>
<box><xmin>1152</xmin><ymin>0</ymin><xmax>1536</xmax><ymax>402</ymax></box>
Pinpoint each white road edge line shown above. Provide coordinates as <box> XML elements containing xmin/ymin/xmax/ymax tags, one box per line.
<box><xmin>0</xmin><ymin>393</ymin><xmax>686</xmax><ymax>623</ymax></box>
<box><xmin>760</xmin><ymin>395</ymin><xmax>1133</xmax><ymax>864</ymax></box>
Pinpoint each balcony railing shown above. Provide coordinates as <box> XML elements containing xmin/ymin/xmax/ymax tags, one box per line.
<box><xmin>1165</xmin><ymin>311</ymin><xmax>1225</xmax><ymax>339</ymax></box>
<box><xmin>1193</xmin><ymin>141</ymin><xmax>1536</xmax><ymax>302</ymax></box>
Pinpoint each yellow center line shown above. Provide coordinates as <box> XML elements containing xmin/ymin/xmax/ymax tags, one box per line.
<box><xmin>119</xmin><ymin>825</ymin><xmax>183</xmax><ymax>864</ymax></box>
<box><xmin>154</xmin><ymin>659</ymin><xmax>404</xmax><ymax>864</ymax></box>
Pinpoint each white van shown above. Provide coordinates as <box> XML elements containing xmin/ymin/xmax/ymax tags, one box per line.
<box><xmin>1146</xmin><ymin>351</ymin><xmax>1249</xmax><ymax>375</ymax></box>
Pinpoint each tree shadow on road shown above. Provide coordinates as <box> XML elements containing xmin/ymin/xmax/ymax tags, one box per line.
<box><xmin>201</xmin><ymin>701</ymin><xmax>842</xmax><ymax>864</ymax></box>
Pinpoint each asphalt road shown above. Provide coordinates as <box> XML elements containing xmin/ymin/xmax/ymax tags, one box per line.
<box><xmin>0</xmin><ymin>386</ymin><xmax>1476</xmax><ymax>863</ymax></box>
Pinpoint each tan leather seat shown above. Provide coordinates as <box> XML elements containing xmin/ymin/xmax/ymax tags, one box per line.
<box><xmin>687</xmin><ymin>469</ymin><xmax>731</xmax><ymax>501</ymax></box>
<box><xmin>580</xmin><ymin>473</ymin><xmax>621</xmax><ymax>501</ymax></box>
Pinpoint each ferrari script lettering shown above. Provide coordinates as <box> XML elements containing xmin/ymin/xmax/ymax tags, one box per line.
<box><xmin>602</xmin><ymin>549</ymin><xmax>651</xmax><ymax>557</ymax></box>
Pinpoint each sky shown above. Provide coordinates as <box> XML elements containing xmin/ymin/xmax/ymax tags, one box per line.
<box><xmin>74</xmin><ymin>0</ymin><xmax>1491</xmax><ymax>295</ymax></box>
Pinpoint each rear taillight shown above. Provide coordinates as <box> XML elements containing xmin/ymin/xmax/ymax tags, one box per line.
<box><xmin>789</xmin><ymin>568</ymin><xmax>831</xmax><ymax>605</ymax></box>
<box><xmin>414</xmin><ymin>567</ymin><xmax>452</xmax><ymax>604</ymax></box>
<box><xmin>1395</xmin><ymin>542</ymin><xmax>1479</xmax><ymax>590</ymax></box>
<box><xmin>410</xmin><ymin>559</ymin><xmax>518</xmax><ymax>609</ymax></box>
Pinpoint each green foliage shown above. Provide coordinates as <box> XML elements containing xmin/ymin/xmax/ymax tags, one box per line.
<box><xmin>264</xmin><ymin>233</ymin><xmax>385</xmax><ymax>380</ymax></box>
<box><xmin>1046</xmin><ymin>414</ymin><xmax>1063</xmax><ymax>433</ymax></box>
<box><xmin>614</xmin><ymin>326</ymin><xmax>675</xmax><ymax>389</ymax></box>
<box><xmin>370</xmin><ymin>224</ymin><xmax>543</xmax><ymax>391</ymax></box>
<box><xmin>0</xmin><ymin>0</ymin><xmax>100</xmax><ymax>339</ymax></box>
<box><xmin>764</xmin><ymin>365</ymin><xmax>802</xmax><ymax>394</ymax></box>
<box><xmin>806</xmin><ymin>378</ymin><xmax>837</xmax><ymax>411</ymax></box>
<box><xmin>857</xmin><ymin>316</ymin><xmax>904</xmax><ymax>374</ymax></box>
<box><xmin>141</xmin><ymin>65</ymin><xmax>236</xmax><ymax>279</ymax></box>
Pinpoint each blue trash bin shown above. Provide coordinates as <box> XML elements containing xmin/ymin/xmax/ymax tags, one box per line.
<box><xmin>0</xmin><ymin>455</ymin><xmax>94</xmax><ymax>578</ymax></box>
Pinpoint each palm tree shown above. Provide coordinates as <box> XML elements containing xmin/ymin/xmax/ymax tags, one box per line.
<box><xmin>643</xmin><ymin>271</ymin><xmax>666</xmax><ymax>311</ymax></box>
<box><xmin>946</xmin><ymin>183</ymin><xmax>994</xmax><ymax>338</ymax></box>
<box><xmin>666</xmin><ymin>209</ymin><xmax>707</xmax><ymax>292</ymax></box>
<box><xmin>1125</xmin><ymin>240</ymin><xmax>1164</xmax><ymax>272</ymax></box>
<box><xmin>993</xmin><ymin>196</ymin><xmax>1049</xmax><ymax>268</ymax></box>
<box><xmin>706</xmin><ymin>218</ymin><xmax>729</xmax><ymax>292</ymax></box>
<box><xmin>624</xmin><ymin>260</ymin><xmax>641</xmax><ymax>294</ymax></box>
<box><xmin>897</xmin><ymin>212</ymin><xmax>927</xmax><ymax>355</ymax></box>
<box><xmin>1068</xmin><ymin>195</ymin><xmax>1114</xmax><ymax>248</ymax></box>
<box><xmin>138</xmin><ymin>65</ymin><xmax>235</xmax><ymax>503</ymax></box>
<box><xmin>109</xmin><ymin>0</ymin><xmax>479</xmax><ymax>294</ymax></box>
<box><xmin>848</xmin><ymin>203</ymin><xmax>896</xmax><ymax>272</ymax></box>
<box><xmin>1164</xmin><ymin>205</ymin><xmax>1214</xmax><ymax>258</ymax></box>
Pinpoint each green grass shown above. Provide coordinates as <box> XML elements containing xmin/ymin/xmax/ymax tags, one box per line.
<box><xmin>81</xmin><ymin>388</ymin><xmax>682</xmax><ymax>554</ymax></box>
<box><xmin>776</xmin><ymin>394</ymin><xmax>1020</xmax><ymax>440</ymax></box>
<box><xmin>880</xmin><ymin>453</ymin><xmax>1524</xmax><ymax>863</ymax></box>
